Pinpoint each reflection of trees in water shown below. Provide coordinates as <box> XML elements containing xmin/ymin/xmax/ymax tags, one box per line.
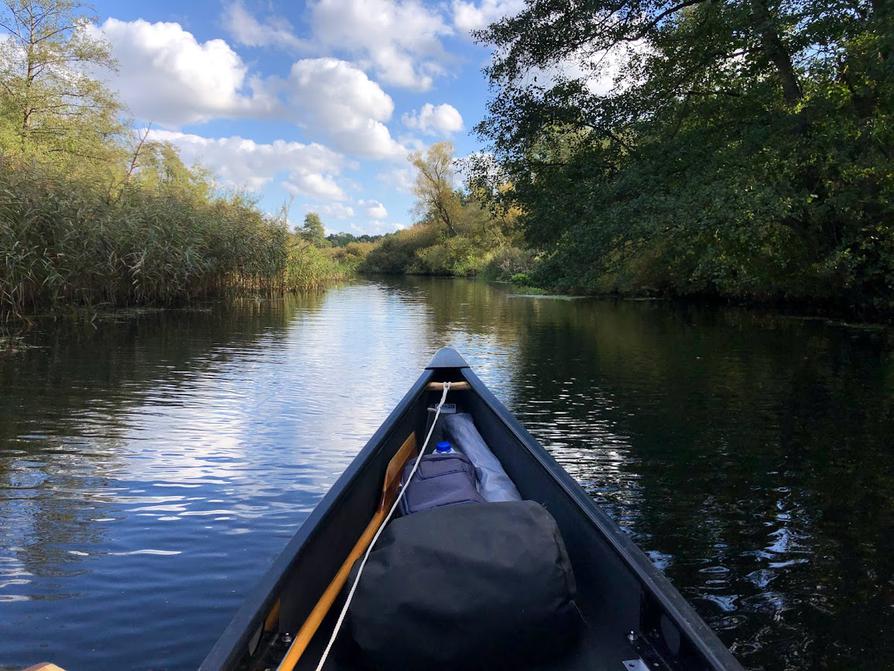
<box><xmin>501</xmin><ymin>299</ymin><xmax>894</xmax><ymax>669</ymax></box>
<box><xmin>374</xmin><ymin>279</ymin><xmax>894</xmax><ymax>667</ymax></box>
<box><xmin>0</xmin><ymin>294</ymin><xmax>323</xmax><ymax>585</ymax></box>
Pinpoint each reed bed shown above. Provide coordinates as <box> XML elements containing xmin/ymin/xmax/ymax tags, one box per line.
<box><xmin>0</xmin><ymin>159</ymin><xmax>348</xmax><ymax>320</ymax></box>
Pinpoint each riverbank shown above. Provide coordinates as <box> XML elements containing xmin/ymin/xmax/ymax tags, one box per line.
<box><xmin>0</xmin><ymin>160</ymin><xmax>353</xmax><ymax>321</ymax></box>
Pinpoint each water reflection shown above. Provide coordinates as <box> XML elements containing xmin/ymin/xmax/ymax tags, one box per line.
<box><xmin>1</xmin><ymin>278</ymin><xmax>892</xmax><ymax>670</ymax></box>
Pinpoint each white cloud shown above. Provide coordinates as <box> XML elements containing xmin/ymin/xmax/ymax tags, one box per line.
<box><xmin>377</xmin><ymin>166</ymin><xmax>415</xmax><ymax>193</ymax></box>
<box><xmin>351</xmin><ymin>220</ymin><xmax>405</xmax><ymax>235</ymax></box>
<box><xmin>146</xmin><ymin>129</ymin><xmax>347</xmax><ymax>199</ymax></box>
<box><xmin>402</xmin><ymin>103</ymin><xmax>464</xmax><ymax>136</ymax></box>
<box><xmin>284</xmin><ymin>173</ymin><xmax>348</xmax><ymax>201</ymax></box>
<box><xmin>359</xmin><ymin>200</ymin><xmax>388</xmax><ymax>219</ymax></box>
<box><xmin>284</xmin><ymin>58</ymin><xmax>406</xmax><ymax>159</ymax></box>
<box><xmin>532</xmin><ymin>42</ymin><xmax>648</xmax><ymax>97</ymax></box>
<box><xmin>95</xmin><ymin>20</ymin><xmax>405</xmax><ymax>162</ymax></box>
<box><xmin>310</xmin><ymin>0</ymin><xmax>452</xmax><ymax>90</ymax></box>
<box><xmin>221</xmin><ymin>0</ymin><xmax>454</xmax><ymax>90</ymax></box>
<box><xmin>93</xmin><ymin>18</ymin><xmax>271</xmax><ymax>126</ymax></box>
<box><xmin>222</xmin><ymin>1</ymin><xmax>306</xmax><ymax>50</ymax></box>
<box><xmin>317</xmin><ymin>203</ymin><xmax>356</xmax><ymax>219</ymax></box>
<box><xmin>452</xmin><ymin>0</ymin><xmax>525</xmax><ymax>34</ymax></box>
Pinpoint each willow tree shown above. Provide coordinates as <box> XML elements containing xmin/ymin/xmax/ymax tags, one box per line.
<box><xmin>0</xmin><ymin>0</ymin><xmax>120</xmax><ymax>162</ymax></box>
<box><xmin>410</xmin><ymin>142</ymin><xmax>463</xmax><ymax>237</ymax></box>
<box><xmin>476</xmin><ymin>0</ymin><xmax>894</xmax><ymax>311</ymax></box>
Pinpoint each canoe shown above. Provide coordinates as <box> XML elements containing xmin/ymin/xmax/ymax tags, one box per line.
<box><xmin>200</xmin><ymin>348</ymin><xmax>743</xmax><ymax>671</ymax></box>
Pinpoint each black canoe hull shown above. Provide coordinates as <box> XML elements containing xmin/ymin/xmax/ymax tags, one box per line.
<box><xmin>200</xmin><ymin>348</ymin><xmax>743</xmax><ymax>671</ymax></box>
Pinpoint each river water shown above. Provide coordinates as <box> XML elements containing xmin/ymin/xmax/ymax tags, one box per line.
<box><xmin>0</xmin><ymin>277</ymin><xmax>891</xmax><ymax>670</ymax></box>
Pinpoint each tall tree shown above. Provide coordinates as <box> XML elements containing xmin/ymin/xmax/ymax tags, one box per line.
<box><xmin>0</xmin><ymin>0</ymin><xmax>119</xmax><ymax>156</ymax></box>
<box><xmin>475</xmin><ymin>0</ymin><xmax>893</xmax><ymax>310</ymax></box>
<box><xmin>410</xmin><ymin>142</ymin><xmax>463</xmax><ymax>236</ymax></box>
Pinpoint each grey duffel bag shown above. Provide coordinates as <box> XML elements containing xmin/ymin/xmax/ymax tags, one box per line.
<box><xmin>398</xmin><ymin>451</ymin><xmax>484</xmax><ymax>516</ymax></box>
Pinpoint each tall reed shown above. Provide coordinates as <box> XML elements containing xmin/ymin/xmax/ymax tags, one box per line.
<box><xmin>0</xmin><ymin>157</ymin><xmax>347</xmax><ymax>320</ymax></box>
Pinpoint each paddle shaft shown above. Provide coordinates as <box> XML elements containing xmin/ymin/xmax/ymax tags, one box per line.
<box><xmin>275</xmin><ymin>433</ymin><xmax>418</xmax><ymax>671</ymax></box>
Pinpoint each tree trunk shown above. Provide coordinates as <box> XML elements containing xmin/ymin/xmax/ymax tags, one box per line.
<box><xmin>750</xmin><ymin>0</ymin><xmax>802</xmax><ymax>104</ymax></box>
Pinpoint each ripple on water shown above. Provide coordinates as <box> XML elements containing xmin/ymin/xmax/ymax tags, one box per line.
<box><xmin>1</xmin><ymin>279</ymin><xmax>892</xmax><ymax>671</ymax></box>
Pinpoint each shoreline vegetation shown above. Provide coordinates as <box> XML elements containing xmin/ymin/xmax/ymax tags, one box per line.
<box><xmin>352</xmin><ymin>0</ymin><xmax>892</xmax><ymax>323</ymax></box>
<box><xmin>343</xmin><ymin>0</ymin><xmax>892</xmax><ymax>324</ymax></box>
<box><xmin>0</xmin><ymin>0</ymin><xmax>352</xmax><ymax>322</ymax></box>
<box><xmin>1</xmin><ymin>0</ymin><xmax>891</xmax><ymax>324</ymax></box>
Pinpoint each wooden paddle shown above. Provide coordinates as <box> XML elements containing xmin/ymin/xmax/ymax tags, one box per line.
<box><xmin>275</xmin><ymin>432</ymin><xmax>418</xmax><ymax>671</ymax></box>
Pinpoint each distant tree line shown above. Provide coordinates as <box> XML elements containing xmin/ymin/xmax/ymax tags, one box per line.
<box><xmin>326</xmin><ymin>232</ymin><xmax>384</xmax><ymax>247</ymax></box>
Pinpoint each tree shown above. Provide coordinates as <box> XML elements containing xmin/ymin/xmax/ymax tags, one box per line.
<box><xmin>0</xmin><ymin>0</ymin><xmax>120</xmax><ymax>156</ymax></box>
<box><xmin>410</xmin><ymin>142</ymin><xmax>463</xmax><ymax>236</ymax></box>
<box><xmin>300</xmin><ymin>212</ymin><xmax>326</xmax><ymax>246</ymax></box>
<box><xmin>475</xmin><ymin>0</ymin><xmax>894</xmax><ymax>311</ymax></box>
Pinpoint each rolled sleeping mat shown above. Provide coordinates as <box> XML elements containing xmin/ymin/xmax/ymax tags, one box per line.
<box><xmin>443</xmin><ymin>413</ymin><xmax>522</xmax><ymax>502</ymax></box>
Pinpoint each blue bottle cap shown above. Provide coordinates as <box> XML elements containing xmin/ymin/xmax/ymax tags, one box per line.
<box><xmin>435</xmin><ymin>441</ymin><xmax>452</xmax><ymax>453</ymax></box>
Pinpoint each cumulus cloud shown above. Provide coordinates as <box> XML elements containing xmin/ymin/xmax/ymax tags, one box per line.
<box><xmin>310</xmin><ymin>0</ymin><xmax>452</xmax><ymax>90</ymax></box>
<box><xmin>452</xmin><ymin>0</ymin><xmax>525</xmax><ymax>34</ymax></box>
<box><xmin>92</xmin><ymin>18</ymin><xmax>271</xmax><ymax>126</ymax></box>
<box><xmin>94</xmin><ymin>20</ymin><xmax>405</xmax><ymax>162</ymax></box>
<box><xmin>222</xmin><ymin>0</ymin><xmax>454</xmax><ymax>90</ymax></box>
<box><xmin>284</xmin><ymin>173</ymin><xmax>348</xmax><ymax>200</ymax></box>
<box><xmin>359</xmin><ymin>200</ymin><xmax>388</xmax><ymax>219</ymax></box>
<box><xmin>402</xmin><ymin>103</ymin><xmax>464</xmax><ymax>135</ymax></box>
<box><xmin>377</xmin><ymin>166</ymin><xmax>415</xmax><ymax>193</ymax></box>
<box><xmin>222</xmin><ymin>1</ymin><xmax>306</xmax><ymax>50</ymax></box>
<box><xmin>316</xmin><ymin>203</ymin><xmax>356</xmax><ymax>219</ymax></box>
<box><xmin>146</xmin><ymin>129</ymin><xmax>347</xmax><ymax>199</ymax></box>
<box><xmin>284</xmin><ymin>58</ymin><xmax>405</xmax><ymax>159</ymax></box>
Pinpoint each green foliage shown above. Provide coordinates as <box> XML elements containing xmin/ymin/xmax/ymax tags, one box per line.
<box><xmin>300</xmin><ymin>212</ymin><xmax>326</xmax><ymax>247</ymax></box>
<box><xmin>327</xmin><ymin>240</ymin><xmax>377</xmax><ymax>271</ymax></box>
<box><xmin>476</xmin><ymin>0</ymin><xmax>894</xmax><ymax>315</ymax></box>
<box><xmin>361</xmin><ymin>224</ymin><xmax>440</xmax><ymax>274</ymax></box>
<box><xmin>360</xmin><ymin>142</ymin><xmax>532</xmax><ymax>279</ymax></box>
<box><xmin>0</xmin><ymin>0</ymin><xmax>122</xmax><ymax>165</ymax></box>
<box><xmin>0</xmin><ymin>0</ymin><xmax>353</xmax><ymax>319</ymax></box>
<box><xmin>284</xmin><ymin>237</ymin><xmax>350</xmax><ymax>290</ymax></box>
<box><xmin>326</xmin><ymin>232</ymin><xmax>383</xmax><ymax>247</ymax></box>
<box><xmin>0</xmin><ymin>156</ymin><xmax>290</xmax><ymax>317</ymax></box>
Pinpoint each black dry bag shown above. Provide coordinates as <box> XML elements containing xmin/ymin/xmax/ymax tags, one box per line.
<box><xmin>348</xmin><ymin>500</ymin><xmax>581</xmax><ymax>671</ymax></box>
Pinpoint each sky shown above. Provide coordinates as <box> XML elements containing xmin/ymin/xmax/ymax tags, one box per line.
<box><xmin>83</xmin><ymin>0</ymin><xmax>527</xmax><ymax>236</ymax></box>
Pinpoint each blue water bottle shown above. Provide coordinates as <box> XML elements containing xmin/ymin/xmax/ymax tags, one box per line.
<box><xmin>435</xmin><ymin>440</ymin><xmax>455</xmax><ymax>454</ymax></box>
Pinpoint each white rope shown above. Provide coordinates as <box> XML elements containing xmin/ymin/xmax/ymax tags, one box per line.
<box><xmin>310</xmin><ymin>381</ymin><xmax>452</xmax><ymax>671</ymax></box>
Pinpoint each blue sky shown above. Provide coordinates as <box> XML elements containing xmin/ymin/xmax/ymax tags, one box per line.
<box><xmin>84</xmin><ymin>0</ymin><xmax>524</xmax><ymax>235</ymax></box>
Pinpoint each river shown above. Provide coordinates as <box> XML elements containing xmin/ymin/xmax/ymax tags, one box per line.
<box><xmin>1</xmin><ymin>277</ymin><xmax>892</xmax><ymax>670</ymax></box>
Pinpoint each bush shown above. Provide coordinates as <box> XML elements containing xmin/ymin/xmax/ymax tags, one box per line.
<box><xmin>360</xmin><ymin>224</ymin><xmax>439</xmax><ymax>274</ymax></box>
<box><xmin>284</xmin><ymin>240</ymin><xmax>350</xmax><ymax>290</ymax></box>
